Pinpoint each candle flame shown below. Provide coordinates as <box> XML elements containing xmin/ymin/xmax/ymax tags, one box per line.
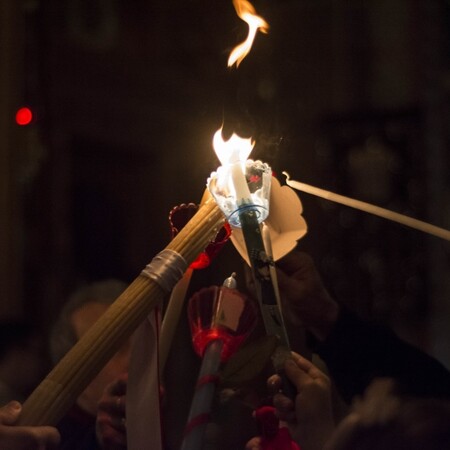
<box><xmin>228</xmin><ymin>0</ymin><xmax>269</xmax><ymax>68</ymax></box>
<box><xmin>213</xmin><ymin>128</ymin><xmax>254</xmax><ymax>170</ymax></box>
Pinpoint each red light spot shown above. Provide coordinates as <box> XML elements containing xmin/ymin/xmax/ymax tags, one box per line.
<box><xmin>190</xmin><ymin>252</ymin><xmax>211</xmax><ymax>270</ymax></box>
<box><xmin>15</xmin><ymin>107</ymin><xmax>33</xmax><ymax>126</ymax></box>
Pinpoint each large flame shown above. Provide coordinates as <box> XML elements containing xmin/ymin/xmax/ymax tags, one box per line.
<box><xmin>228</xmin><ymin>0</ymin><xmax>269</xmax><ymax>68</ymax></box>
<box><xmin>213</xmin><ymin>128</ymin><xmax>254</xmax><ymax>170</ymax></box>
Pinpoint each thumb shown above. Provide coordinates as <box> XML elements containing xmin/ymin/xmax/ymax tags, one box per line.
<box><xmin>0</xmin><ymin>401</ymin><xmax>22</xmax><ymax>425</ymax></box>
<box><xmin>284</xmin><ymin>358</ymin><xmax>309</xmax><ymax>392</ymax></box>
<box><xmin>245</xmin><ymin>437</ymin><xmax>263</xmax><ymax>450</ymax></box>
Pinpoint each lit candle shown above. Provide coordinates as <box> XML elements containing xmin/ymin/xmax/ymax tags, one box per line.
<box><xmin>211</xmin><ymin>138</ymin><xmax>292</xmax><ymax>371</ymax></box>
<box><xmin>213</xmin><ymin>128</ymin><xmax>253</xmax><ymax>204</ymax></box>
<box><xmin>230</xmin><ymin>160</ymin><xmax>252</xmax><ymax>204</ymax></box>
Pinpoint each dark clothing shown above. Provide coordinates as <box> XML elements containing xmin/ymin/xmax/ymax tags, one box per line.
<box><xmin>316</xmin><ymin>308</ymin><xmax>450</xmax><ymax>403</ymax></box>
<box><xmin>56</xmin><ymin>404</ymin><xmax>99</xmax><ymax>450</ymax></box>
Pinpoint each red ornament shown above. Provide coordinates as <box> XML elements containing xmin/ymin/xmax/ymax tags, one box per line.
<box><xmin>169</xmin><ymin>203</ymin><xmax>231</xmax><ymax>269</ymax></box>
<box><xmin>254</xmin><ymin>406</ymin><xmax>301</xmax><ymax>450</ymax></box>
<box><xmin>188</xmin><ymin>285</ymin><xmax>257</xmax><ymax>361</ymax></box>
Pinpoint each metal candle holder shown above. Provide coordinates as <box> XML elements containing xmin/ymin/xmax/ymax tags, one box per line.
<box><xmin>209</xmin><ymin>159</ymin><xmax>292</xmax><ymax>372</ymax></box>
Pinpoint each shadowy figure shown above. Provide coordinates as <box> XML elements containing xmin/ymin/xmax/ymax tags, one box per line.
<box><xmin>50</xmin><ymin>279</ymin><xmax>129</xmax><ymax>450</ymax></box>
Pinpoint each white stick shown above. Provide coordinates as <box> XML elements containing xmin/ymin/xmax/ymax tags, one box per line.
<box><xmin>159</xmin><ymin>267</ymin><xmax>194</xmax><ymax>373</ymax></box>
<box><xmin>261</xmin><ymin>222</ymin><xmax>282</xmax><ymax>308</ymax></box>
<box><xmin>283</xmin><ymin>172</ymin><xmax>450</xmax><ymax>241</ymax></box>
<box><xmin>181</xmin><ymin>339</ymin><xmax>224</xmax><ymax>450</ymax></box>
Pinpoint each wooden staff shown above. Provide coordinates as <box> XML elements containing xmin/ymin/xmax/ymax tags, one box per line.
<box><xmin>18</xmin><ymin>195</ymin><xmax>225</xmax><ymax>426</ymax></box>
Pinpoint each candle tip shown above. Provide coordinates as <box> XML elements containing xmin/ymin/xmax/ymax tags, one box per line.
<box><xmin>223</xmin><ymin>273</ymin><xmax>237</xmax><ymax>289</ymax></box>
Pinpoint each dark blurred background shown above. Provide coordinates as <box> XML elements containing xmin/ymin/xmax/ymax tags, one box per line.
<box><xmin>1</xmin><ymin>0</ymin><xmax>449</xmax><ymax>373</ymax></box>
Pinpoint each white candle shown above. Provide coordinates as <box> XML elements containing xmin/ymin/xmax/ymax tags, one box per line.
<box><xmin>213</xmin><ymin>128</ymin><xmax>254</xmax><ymax>206</ymax></box>
<box><xmin>230</xmin><ymin>161</ymin><xmax>252</xmax><ymax>204</ymax></box>
<box><xmin>261</xmin><ymin>222</ymin><xmax>283</xmax><ymax>311</ymax></box>
<box><xmin>283</xmin><ymin>172</ymin><xmax>450</xmax><ymax>241</ymax></box>
<box><xmin>181</xmin><ymin>339</ymin><xmax>224</xmax><ymax>450</ymax></box>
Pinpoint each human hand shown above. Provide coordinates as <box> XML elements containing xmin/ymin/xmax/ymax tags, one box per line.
<box><xmin>275</xmin><ymin>251</ymin><xmax>339</xmax><ymax>341</ymax></box>
<box><xmin>0</xmin><ymin>401</ymin><xmax>60</xmax><ymax>450</ymax></box>
<box><xmin>96</xmin><ymin>373</ymin><xmax>127</xmax><ymax>450</ymax></box>
<box><xmin>269</xmin><ymin>352</ymin><xmax>334</xmax><ymax>450</ymax></box>
<box><xmin>245</xmin><ymin>436</ymin><xmax>263</xmax><ymax>450</ymax></box>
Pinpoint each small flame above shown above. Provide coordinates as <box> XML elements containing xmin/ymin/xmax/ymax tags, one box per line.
<box><xmin>228</xmin><ymin>0</ymin><xmax>269</xmax><ymax>68</ymax></box>
<box><xmin>213</xmin><ymin>128</ymin><xmax>254</xmax><ymax>169</ymax></box>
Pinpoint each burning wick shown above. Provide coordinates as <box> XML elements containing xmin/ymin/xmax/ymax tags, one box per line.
<box><xmin>283</xmin><ymin>172</ymin><xmax>450</xmax><ymax>241</ymax></box>
<box><xmin>228</xmin><ymin>0</ymin><xmax>269</xmax><ymax>68</ymax></box>
<box><xmin>209</xmin><ymin>128</ymin><xmax>272</xmax><ymax>227</ymax></box>
<box><xmin>213</xmin><ymin>128</ymin><xmax>254</xmax><ymax>204</ymax></box>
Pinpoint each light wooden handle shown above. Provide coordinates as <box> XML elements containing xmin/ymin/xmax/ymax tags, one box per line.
<box><xmin>19</xmin><ymin>197</ymin><xmax>225</xmax><ymax>425</ymax></box>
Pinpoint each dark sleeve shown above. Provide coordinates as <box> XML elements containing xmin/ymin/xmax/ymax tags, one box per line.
<box><xmin>315</xmin><ymin>307</ymin><xmax>450</xmax><ymax>403</ymax></box>
<box><xmin>57</xmin><ymin>409</ymin><xmax>100</xmax><ymax>450</ymax></box>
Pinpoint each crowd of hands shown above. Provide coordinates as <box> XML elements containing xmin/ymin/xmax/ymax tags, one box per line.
<box><xmin>0</xmin><ymin>353</ymin><xmax>337</xmax><ymax>450</ymax></box>
<box><xmin>0</xmin><ymin>251</ymin><xmax>445</xmax><ymax>449</ymax></box>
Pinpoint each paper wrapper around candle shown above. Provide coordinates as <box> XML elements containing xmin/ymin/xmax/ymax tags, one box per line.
<box><xmin>208</xmin><ymin>158</ymin><xmax>272</xmax><ymax>228</ymax></box>
<box><xmin>230</xmin><ymin>176</ymin><xmax>307</xmax><ymax>264</ymax></box>
<box><xmin>18</xmin><ymin>194</ymin><xmax>225</xmax><ymax>426</ymax></box>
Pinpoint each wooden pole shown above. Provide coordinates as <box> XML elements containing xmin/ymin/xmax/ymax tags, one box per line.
<box><xmin>18</xmin><ymin>196</ymin><xmax>225</xmax><ymax>426</ymax></box>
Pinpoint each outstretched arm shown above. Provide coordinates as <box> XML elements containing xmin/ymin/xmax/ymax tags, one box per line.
<box><xmin>276</xmin><ymin>250</ymin><xmax>450</xmax><ymax>401</ymax></box>
<box><xmin>275</xmin><ymin>252</ymin><xmax>339</xmax><ymax>342</ymax></box>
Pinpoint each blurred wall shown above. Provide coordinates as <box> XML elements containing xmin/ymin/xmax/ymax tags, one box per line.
<box><xmin>0</xmin><ymin>1</ymin><xmax>25</xmax><ymax>318</ymax></box>
<box><xmin>1</xmin><ymin>0</ymin><xmax>449</xmax><ymax>366</ymax></box>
